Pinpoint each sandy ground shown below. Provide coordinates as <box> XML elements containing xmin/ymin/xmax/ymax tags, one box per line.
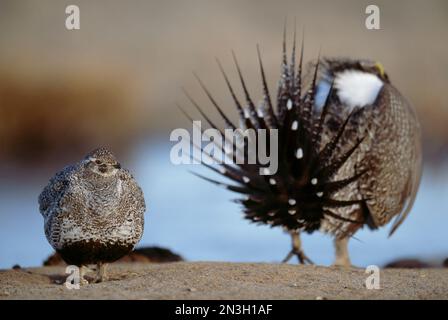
<box><xmin>1</xmin><ymin>262</ymin><xmax>447</xmax><ymax>300</ymax></box>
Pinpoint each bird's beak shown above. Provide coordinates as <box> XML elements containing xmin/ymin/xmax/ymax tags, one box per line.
<box><xmin>374</xmin><ymin>62</ymin><xmax>385</xmax><ymax>78</ymax></box>
<box><xmin>113</xmin><ymin>163</ymin><xmax>121</xmax><ymax>169</ymax></box>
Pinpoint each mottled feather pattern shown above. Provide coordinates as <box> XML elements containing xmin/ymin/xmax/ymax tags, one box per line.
<box><xmin>39</xmin><ymin>153</ymin><xmax>145</xmax><ymax>253</ymax></box>
<box><xmin>358</xmin><ymin>85</ymin><xmax>421</xmax><ymax>229</ymax></box>
<box><xmin>319</xmin><ymin>81</ymin><xmax>421</xmax><ymax>238</ymax></box>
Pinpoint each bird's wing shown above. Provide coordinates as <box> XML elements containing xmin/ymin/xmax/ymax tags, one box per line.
<box><xmin>355</xmin><ymin>85</ymin><xmax>422</xmax><ymax>232</ymax></box>
<box><xmin>38</xmin><ymin>165</ymin><xmax>77</xmax><ymax>218</ymax></box>
<box><xmin>118</xmin><ymin>169</ymin><xmax>146</xmax><ymax>214</ymax></box>
<box><xmin>388</xmin><ymin>158</ymin><xmax>422</xmax><ymax>235</ymax></box>
<box><xmin>389</xmin><ymin>93</ymin><xmax>423</xmax><ymax>236</ymax></box>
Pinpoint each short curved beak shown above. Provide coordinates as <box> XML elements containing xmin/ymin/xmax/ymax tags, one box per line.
<box><xmin>113</xmin><ymin>163</ymin><xmax>121</xmax><ymax>169</ymax></box>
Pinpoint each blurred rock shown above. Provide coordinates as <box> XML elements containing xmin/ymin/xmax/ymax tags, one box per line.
<box><xmin>118</xmin><ymin>247</ymin><xmax>183</xmax><ymax>263</ymax></box>
<box><xmin>384</xmin><ymin>259</ymin><xmax>431</xmax><ymax>269</ymax></box>
<box><xmin>43</xmin><ymin>246</ymin><xmax>183</xmax><ymax>266</ymax></box>
<box><xmin>443</xmin><ymin>258</ymin><xmax>448</xmax><ymax>268</ymax></box>
<box><xmin>43</xmin><ymin>252</ymin><xmax>65</xmax><ymax>267</ymax></box>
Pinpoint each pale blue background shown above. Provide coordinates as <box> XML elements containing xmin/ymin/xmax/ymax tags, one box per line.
<box><xmin>1</xmin><ymin>139</ymin><xmax>447</xmax><ymax>269</ymax></box>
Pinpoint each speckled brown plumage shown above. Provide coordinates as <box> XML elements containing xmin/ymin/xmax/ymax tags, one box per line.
<box><xmin>310</xmin><ymin>59</ymin><xmax>422</xmax><ymax>240</ymax></box>
<box><xmin>38</xmin><ymin>147</ymin><xmax>146</xmax><ymax>282</ymax></box>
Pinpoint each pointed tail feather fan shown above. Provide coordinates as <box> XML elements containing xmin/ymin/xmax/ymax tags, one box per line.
<box><xmin>180</xmin><ymin>30</ymin><xmax>367</xmax><ymax>234</ymax></box>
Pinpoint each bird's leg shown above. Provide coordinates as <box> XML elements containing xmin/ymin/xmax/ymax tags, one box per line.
<box><xmin>79</xmin><ymin>265</ymin><xmax>90</xmax><ymax>285</ymax></box>
<box><xmin>332</xmin><ymin>237</ymin><xmax>351</xmax><ymax>267</ymax></box>
<box><xmin>282</xmin><ymin>231</ymin><xmax>314</xmax><ymax>264</ymax></box>
<box><xmin>94</xmin><ymin>262</ymin><xmax>108</xmax><ymax>283</ymax></box>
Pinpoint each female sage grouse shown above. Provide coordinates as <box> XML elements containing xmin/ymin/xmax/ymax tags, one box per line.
<box><xmin>38</xmin><ymin>147</ymin><xmax>146</xmax><ymax>283</ymax></box>
<box><xmin>183</xmin><ymin>32</ymin><xmax>422</xmax><ymax>266</ymax></box>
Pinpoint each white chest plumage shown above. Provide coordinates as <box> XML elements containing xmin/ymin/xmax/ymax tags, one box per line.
<box><xmin>334</xmin><ymin>70</ymin><xmax>384</xmax><ymax>109</ymax></box>
<box><xmin>315</xmin><ymin>70</ymin><xmax>384</xmax><ymax>111</ymax></box>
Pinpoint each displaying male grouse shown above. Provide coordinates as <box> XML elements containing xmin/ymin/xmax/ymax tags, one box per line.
<box><xmin>182</xmin><ymin>31</ymin><xmax>422</xmax><ymax>266</ymax></box>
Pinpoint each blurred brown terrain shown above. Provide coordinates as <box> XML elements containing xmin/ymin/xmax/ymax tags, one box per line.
<box><xmin>0</xmin><ymin>69</ymin><xmax>141</xmax><ymax>166</ymax></box>
<box><xmin>0</xmin><ymin>0</ymin><xmax>447</xmax><ymax>172</ymax></box>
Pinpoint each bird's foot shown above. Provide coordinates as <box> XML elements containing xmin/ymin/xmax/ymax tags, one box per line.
<box><xmin>93</xmin><ymin>274</ymin><xmax>108</xmax><ymax>283</ymax></box>
<box><xmin>282</xmin><ymin>249</ymin><xmax>314</xmax><ymax>264</ymax></box>
<box><xmin>93</xmin><ymin>277</ymin><xmax>105</xmax><ymax>283</ymax></box>
<box><xmin>332</xmin><ymin>237</ymin><xmax>352</xmax><ymax>268</ymax></box>
<box><xmin>282</xmin><ymin>231</ymin><xmax>313</xmax><ymax>264</ymax></box>
<box><xmin>331</xmin><ymin>257</ymin><xmax>352</xmax><ymax>268</ymax></box>
<box><xmin>78</xmin><ymin>265</ymin><xmax>91</xmax><ymax>286</ymax></box>
<box><xmin>94</xmin><ymin>262</ymin><xmax>108</xmax><ymax>283</ymax></box>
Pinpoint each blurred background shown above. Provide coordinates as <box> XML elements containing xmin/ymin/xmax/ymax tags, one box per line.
<box><xmin>1</xmin><ymin>0</ymin><xmax>447</xmax><ymax>269</ymax></box>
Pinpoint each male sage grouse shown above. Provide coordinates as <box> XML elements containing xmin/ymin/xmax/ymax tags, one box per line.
<box><xmin>38</xmin><ymin>147</ymin><xmax>146</xmax><ymax>283</ymax></box>
<box><xmin>182</xmin><ymin>31</ymin><xmax>422</xmax><ymax>266</ymax></box>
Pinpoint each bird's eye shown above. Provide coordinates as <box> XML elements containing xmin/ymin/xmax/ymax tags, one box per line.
<box><xmin>95</xmin><ymin>160</ymin><xmax>102</xmax><ymax>165</ymax></box>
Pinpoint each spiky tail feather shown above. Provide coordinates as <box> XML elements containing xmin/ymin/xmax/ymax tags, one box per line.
<box><xmin>180</xmin><ymin>31</ymin><xmax>368</xmax><ymax>234</ymax></box>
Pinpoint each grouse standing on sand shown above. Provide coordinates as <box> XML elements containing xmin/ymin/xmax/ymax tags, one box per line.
<box><xmin>182</xmin><ymin>32</ymin><xmax>422</xmax><ymax>266</ymax></box>
<box><xmin>38</xmin><ymin>147</ymin><xmax>146</xmax><ymax>283</ymax></box>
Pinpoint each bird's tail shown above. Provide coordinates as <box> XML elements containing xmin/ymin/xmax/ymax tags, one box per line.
<box><xmin>179</xmin><ymin>28</ymin><xmax>367</xmax><ymax>233</ymax></box>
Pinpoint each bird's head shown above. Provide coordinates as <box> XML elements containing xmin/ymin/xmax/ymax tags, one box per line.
<box><xmin>316</xmin><ymin>58</ymin><xmax>390</xmax><ymax>110</ymax></box>
<box><xmin>83</xmin><ymin>147</ymin><xmax>121</xmax><ymax>177</ymax></box>
<box><xmin>324</xmin><ymin>58</ymin><xmax>390</xmax><ymax>83</ymax></box>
